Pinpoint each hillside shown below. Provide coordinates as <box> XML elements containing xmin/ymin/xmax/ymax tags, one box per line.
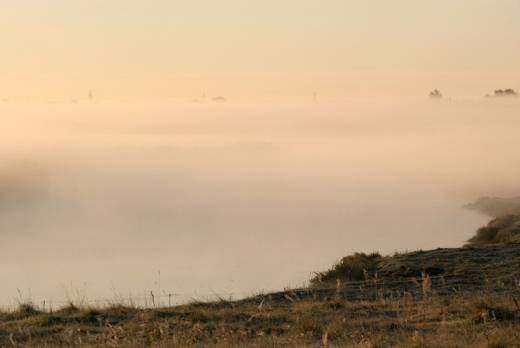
<box><xmin>2</xmin><ymin>243</ymin><xmax>520</xmax><ymax>347</ymax></box>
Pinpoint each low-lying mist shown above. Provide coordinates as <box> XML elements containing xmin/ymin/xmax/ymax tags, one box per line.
<box><xmin>1</xmin><ymin>100</ymin><xmax>519</xmax><ymax>305</ymax></box>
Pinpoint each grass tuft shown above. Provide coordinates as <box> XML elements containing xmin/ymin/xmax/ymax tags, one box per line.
<box><xmin>15</xmin><ymin>302</ymin><xmax>41</xmax><ymax>318</ymax></box>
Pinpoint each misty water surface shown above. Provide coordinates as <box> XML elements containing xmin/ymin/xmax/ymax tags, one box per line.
<box><xmin>1</xmin><ymin>100</ymin><xmax>518</xmax><ymax>306</ymax></box>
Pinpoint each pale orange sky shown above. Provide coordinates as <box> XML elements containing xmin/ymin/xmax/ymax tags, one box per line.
<box><xmin>1</xmin><ymin>0</ymin><xmax>519</xmax><ymax>101</ymax></box>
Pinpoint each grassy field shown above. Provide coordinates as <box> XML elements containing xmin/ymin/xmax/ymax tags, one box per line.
<box><xmin>2</xmin><ymin>242</ymin><xmax>520</xmax><ymax>347</ymax></box>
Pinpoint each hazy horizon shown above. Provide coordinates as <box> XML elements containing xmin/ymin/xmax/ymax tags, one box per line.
<box><xmin>1</xmin><ymin>1</ymin><xmax>519</xmax><ymax>101</ymax></box>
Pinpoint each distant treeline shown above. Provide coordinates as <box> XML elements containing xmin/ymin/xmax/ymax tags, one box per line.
<box><xmin>493</xmin><ymin>89</ymin><xmax>518</xmax><ymax>97</ymax></box>
<box><xmin>429</xmin><ymin>88</ymin><xmax>518</xmax><ymax>100</ymax></box>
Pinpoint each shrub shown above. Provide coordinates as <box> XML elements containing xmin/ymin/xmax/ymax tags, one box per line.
<box><xmin>310</xmin><ymin>252</ymin><xmax>382</xmax><ymax>287</ymax></box>
<box><xmin>15</xmin><ymin>302</ymin><xmax>40</xmax><ymax>318</ymax></box>
<box><xmin>467</xmin><ymin>215</ymin><xmax>520</xmax><ymax>244</ymax></box>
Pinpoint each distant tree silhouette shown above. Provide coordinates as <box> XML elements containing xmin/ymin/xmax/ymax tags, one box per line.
<box><xmin>494</xmin><ymin>89</ymin><xmax>518</xmax><ymax>98</ymax></box>
<box><xmin>429</xmin><ymin>90</ymin><xmax>442</xmax><ymax>99</ymax></box>
<box><xmin>212</xmin><ymin>96</ymin><xmax>227</xmax><ymax>102</ymax></box>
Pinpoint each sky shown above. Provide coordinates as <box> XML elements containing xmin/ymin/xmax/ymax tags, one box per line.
<box><xmin>1</xmin><ymin>0</ymin><xmax>519</xmax><ymax>101</ymax></box>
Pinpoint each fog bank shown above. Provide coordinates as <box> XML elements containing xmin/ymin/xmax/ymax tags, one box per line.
<box><xmin>1</xmin><ymin>100</ymin><xmax>518</xmax><ymax>305</ymax></box>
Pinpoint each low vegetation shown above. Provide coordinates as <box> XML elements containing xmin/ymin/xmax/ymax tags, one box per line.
<box><xmin>309</xmin><ymin>252</ymin><xmax>382</xmax><ymax>286</ymax></box>
<box><xmin>464</xmin><ymin>196</ymin><xmax>520</xmax><ymax>245</ymax></box>
<box><xmin>467</xmin><ymin>215</ymin><xmax>520</xmax><ymax>244</ymax></box>
<box><xmin>2</xmin><ymin>241</ymin><xmax>520</xmax><ymax>347</ymax></box>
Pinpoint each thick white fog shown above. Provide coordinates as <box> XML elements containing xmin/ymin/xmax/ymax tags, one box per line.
<box><xmin>1</xmin><ymin>100</ymin><xmax>518</xmax><ymax>307</ymax></box>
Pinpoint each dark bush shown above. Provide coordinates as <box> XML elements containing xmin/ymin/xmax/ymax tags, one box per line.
<box><xmin>310</xmin><ymin>252</ymin><xmax>382</xmax><ymax>287</ymax></box>
<box><xmin>467</xmin><ymin>215</ymin><xmax>520</xmax><ymax>244</ymax></box>
<box><xmin>15</xmin><ymin>303</ymin><xmax>41</xmax><ymax>318</ymax></box>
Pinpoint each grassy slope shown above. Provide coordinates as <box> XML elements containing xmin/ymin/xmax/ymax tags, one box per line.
<box><xmin>2</xmin><ymin>243</ymin><xmax>520</xmax><ymax>347</ymax></box>
<box><xmin>378</xmin><ymin>242</ymin><xmax>520</xmax><ymax>281</ymax></box>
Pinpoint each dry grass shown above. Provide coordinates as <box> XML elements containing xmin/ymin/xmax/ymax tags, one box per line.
<box><xmin>1</xmin><ymin>289</ymin><xmax>520</xmax><ymax>347</ymax></box>
<box><xmin>2</xmin><ymin>243</ymin><xmax>520</xmax><ymax>347</ymax></box>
